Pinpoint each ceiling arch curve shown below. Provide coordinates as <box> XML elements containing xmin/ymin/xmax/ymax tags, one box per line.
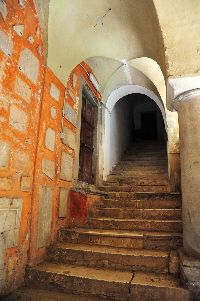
<box><xmin>48</xmin><ymin>0</ymin><xmax>165</xmax><ymax>85</ymax></box>
<box><xmin>105</xmin><ymin>85</ymin><xmax>167</xmax><ymax>130</ymax></box>
<box><xmin>102</xmin><ymin>62</ymin><xmax>165</xmax><ymax>108</ymax></box>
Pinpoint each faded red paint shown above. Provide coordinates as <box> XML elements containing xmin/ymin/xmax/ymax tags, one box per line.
<box><xmin>67</xmin><ymin>191</ymin><xmax>102</xmax><ymax>227</ymax></box>
<box><xmin>68</xmin><ymin>191</ymin><xmax>88</xmax><ymax>226</ymax></box>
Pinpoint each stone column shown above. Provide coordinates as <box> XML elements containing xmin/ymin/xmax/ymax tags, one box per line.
<box><xmin>174</xmin><ymin>89</ymin><xmax>200</xmax><ymax>257</ymax></box>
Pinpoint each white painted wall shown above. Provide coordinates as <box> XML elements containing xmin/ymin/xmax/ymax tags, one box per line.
<box><xmin>108</xmin><ymin>97</ymin><xmax>133</xmax><ymax>173</ymax></box>
<box><xmin>103</xmin><ymin>85</ymin><xmax>167</xmax><ymax>180</ymax></box>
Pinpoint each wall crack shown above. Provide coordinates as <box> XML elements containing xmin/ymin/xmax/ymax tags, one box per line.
<box><xmin>127</xmin><ymin>272</ymin><xmax>135</xmax><ymax>301</ymax></box>
<box><xmin>94</xmin><ymin>8</ymin><xmax>111</xmax><ymax>27</ymax></box>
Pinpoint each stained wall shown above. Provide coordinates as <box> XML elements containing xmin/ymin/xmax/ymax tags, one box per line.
<box><xmin>0</xmin><ymin>0</ymin><xmax>102</xmax><ymax>294</ymax></box>
<box><xmin>0</xmin><ymin>0</ymin><xmax>45</xmax><ymax>292</ymax></box>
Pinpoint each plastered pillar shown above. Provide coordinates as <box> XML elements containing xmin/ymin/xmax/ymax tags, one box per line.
<box><xmin>174</xmin><ymin>89</ymin><xmax>200</xmax><ymax>257</ymax></box>
<box><xmin>166</xmin><ymin>110</ymin><xmax>181</xmax><ymax>190</ymax></box>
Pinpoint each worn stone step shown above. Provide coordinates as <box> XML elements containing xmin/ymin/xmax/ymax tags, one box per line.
<box><xmin>100</xmin><ymin>198</ymin><xmax>182</xmax><ymax>209</ymax></box>
<box><xmin>135</xmin><ymin>192</ymin><xmax>181</xmax><ymax>199</ymax></box>
<box><xmin>59</xmin><ymin>228</ymin><xmax>183</xmax><ymax>251</ymax></box>
<box><xmin>116</xmin><ymin>154</ymin><xmax>166</xmax><ymax>159</ymax></box>
<box><xmin>26</xmin><ymin>263</ymin><xmax>132</xmax><ymax>301</ymax></box>
<box><xmin>122</xmin><ymin>153</ymin><xmax>167</xmax><ymax>157</ymax></box>
<box><xmin>113</xmin><ymin>165</ymin><xmax>168</xmax><ymax>172</ymax></box>
<box><xmin>47</xmin><ymin>242</ymin><xmax>170</xmax><ymax>274</ymax></box>
<box><xmin>118</xmin><ymin>152</ymin><xmax>167</xmax><ymax>159</ymax></box>
<box><xmin>121</xmin><ymin>159</ymin><xmax>167</xmax><ymax>164</ymax></box>
<box><xmin>105</xmin><ymin>191</ymin><xmax>181</xmax><ymax>200</ymax></box>
<box><xmin>84</xmin><ymin>218</ymin><xmax>182</xmax><ymax>233</ymax></box>
<box><xmin>26</xmin><ymin>263</ymin><xmax>190</xmax><ymax>301</ymax></box>
<box><xmin>1</xmin><ymin>286</ymin><xmax>113</xmax><ymax>301</ymax></box>
<box><xmin>100</xmin><ymin>185</ymin><xmax>171</xmax><ymax>193</ymax></box>
<box><xmin>129</xmin><ymin>271</ymin><xmax>190</xmax><ymax>301</ymax></box>
<box><xmin>110</xmin><ymin>170</ymin><xmax>168</xmax><ymax>177</ymax></box>
<box><xmin>104</xmin><ymin>178</ymin><xmax>170</xmax><ymax>186</ymax></box>
<box><xmin>115</xmin><ymin>162</ymin><xmax>168</xmax><ymax>168</ymax></box>
<box><xmin>121</xmin><ymin>152</ymin><xmax>166</xmax><ymax>156</ymax></box>
<box><xmin>125</xmin><ymin>146</ymin><xmax>166</xmax><ymax>151</ymax></box>
<box><xmin>92</xmin><ymin>208</ymin><xmax>182</xmax><ymax>220</ymax></box>
<box><xmin>107</xmin><ymin>175</ymin><xmax>169</xmax><ymax>182</ymax></box>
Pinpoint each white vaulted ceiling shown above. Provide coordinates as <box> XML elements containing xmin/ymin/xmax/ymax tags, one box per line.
<box><xmin>39</xmin><ymin>0</ymin><xmax>200</xmax><ymax>104</ymax></box>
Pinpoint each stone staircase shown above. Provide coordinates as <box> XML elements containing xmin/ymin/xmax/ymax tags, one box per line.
<box><xmin>25</xmin><ymin>141</ymin><xmax>191</xmax><ymax>301</ymax></box>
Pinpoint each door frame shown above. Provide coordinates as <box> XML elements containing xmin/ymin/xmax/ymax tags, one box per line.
<box><xmin>74</xmin><ymin>79</ymin><xmax>100</xmax><ymax>187</ymax></box>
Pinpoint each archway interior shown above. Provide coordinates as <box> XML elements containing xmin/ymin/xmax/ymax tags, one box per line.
<box><xmin>103</xmin><ymin>93</ymin><xmax>166</xmax><ymax>179</ymax></box>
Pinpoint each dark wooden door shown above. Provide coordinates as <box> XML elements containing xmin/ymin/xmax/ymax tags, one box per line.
<box><xmin>78</xmin><ymin>94</ymin><xmax>95</xmax><ymax>184</ymax></box>
<box><xmin>141</xmin><ymin>111</ymin><xmax>158</xmax><ymax>140</ymax></box>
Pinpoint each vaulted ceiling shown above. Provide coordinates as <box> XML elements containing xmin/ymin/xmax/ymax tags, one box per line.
<box><xmin>35</xmin><ymin>0</ymin><xmax>200</xmax><ymax>102</ymax></box>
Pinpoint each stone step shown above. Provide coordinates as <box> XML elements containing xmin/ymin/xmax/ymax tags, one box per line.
<box><xmin>26</xmin><ymin>263</ymin><xmax>190</xmax><ymax>301</ymax></box>
<box><xmin>26</xmin><ymin>262</ymin><xmax>132</xmax><ymax>301</ymax></box>
<box><xmin>129</xmin><ymin>272</ymin><xmax>190</xmax><ymax>301</ymax></box>
<box><xmin>84</xmin><ymin>218</ymin><xmax>183</xmax><ymax>233</ymax></box>
<box><xmin>122</xmin><ymin>153</ymin><xmax>167</xmax><ymax>157</ymax></box>
<box><xmin>105</xmin><ymin>191</ymin><xmax>181</xmax><ymax>199</ymax></box>
<box><xmin>135</xmin><ymin>192</ymin><xmax>181</xmax><ymax>199</ymax></box>
<box><xmin>100</xmin><ymin>185</ymin><xmax>171</xmax><ymax>193</ymax></box>
<box><xmin>100</xmin><ymin>198</ymin><xmax>182</xmax><ymax>209</ymax></box>
<box><xmin>92</xmin><ymin>208</ymin><xmax>182</xmax><ymax>220</ymax></box>
<box><xmin>125</xmin><ymin>145</ymin><xmax>166</xmax><ymax>151</ymax></box>
<box><xmin>121</xmin><ymin>150</ymin><xmax>166</xmax><ymax>155</ymax></box>
<box><xmin>113</xmin><ymin>165</ymin><xmax>168</xmax><ymax>172</ymax></box>
<box><xmin>110</xmin><ymin>170</ymin><xmax>168</xmax><ymax>177</ymax></box>
<box><xmin>1</xmin><ymin>287</ymin><xmax>115</xmax><ymax>301</ymax></box>
<box><xmin>122</xmin><ymin>158</ymin><xmax>167</xmax><ymax>163</ymax></box>
<box><xmin>115</xmin><ymin>161</ymin><xmax>168</xmax><ymax>167</ymax></box>
<box><xmin>104</xmin><ymin>178</ymin><xmax>170</xmax><ymax>186</ymax></box>
<box><xmin>124</xmin><ymin>146</ymin><xmax>166</xmax><ymax>151</ymax></box>
<box><xmin>122</xmin><ymin>158</ymin><xmax>167</xmax><ymax>162</ymax></box>
<box><xmin>59</xmin><ymin>228</ymin><xmax>183</xmax><ymax>250</ymax></box>
<box><xmin>119</xmin><ymin>152</ymin><xmax>167</xmax><ymax>159</ymax></box>
<box><xmin>108</xmin><ymin>175</ymin><xmax>169</xmax><ymax>182</ymax></box>
<box><xmin>47</xmin><ymin>242</ymin><xmax>170</xmax><ymax>274</ymax></box>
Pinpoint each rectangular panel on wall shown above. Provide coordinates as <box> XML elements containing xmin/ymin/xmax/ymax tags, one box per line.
<box><xmin>59</xmin><ymin>187</ymin><xmax>69</xmax><ymax>218</ymax></box>
<box><xmin>63</xmin><ymin>102</ymin><xmax>77</xmax><ymax>126</ymax></box>
<box><xmin>60</xmin><ymin>152</ymin><xmax>73</xmax><ymax>181</ymax></box>
<box><xmin>37</xmin><ymin>186</ymin><xmax>52</xmax><ymax>249</ymax></box>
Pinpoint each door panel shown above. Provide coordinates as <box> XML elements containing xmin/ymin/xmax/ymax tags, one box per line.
<box><xmin>78</xmin><ymin>94</ymin><xmax>95</xmax><ymax>184</ymax></box>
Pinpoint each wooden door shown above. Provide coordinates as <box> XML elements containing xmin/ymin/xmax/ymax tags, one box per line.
<box><xmin>78</xmin><ymin>94</ymin><xmax>95</xmax><ymax>184</ymax></box>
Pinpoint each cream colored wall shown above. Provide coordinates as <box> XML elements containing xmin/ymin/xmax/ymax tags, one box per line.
<box><xmin>154</xmin><ymin>0</ymin><xmax>200</xmax><ymax>78</ymax></box>
<box><xmin>129</xmin><ymin>58</ymin><xmax>166</xmax><ymax>102</ymax></box>
<box><xmin>48</xmin><ymin>0</ymin><xmax>165</xmax><ymax>85</ymax></box>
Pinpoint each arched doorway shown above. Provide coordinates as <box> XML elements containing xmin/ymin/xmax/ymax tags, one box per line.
<box><xmin>132</xmin><ymin>93</ymin><xmax>166</xmax><ymax>142</ymax></box>
<box><xmin>103</xmin><ymin>85</ymin><xmax>167</xmax><ymax>180</ymax></box>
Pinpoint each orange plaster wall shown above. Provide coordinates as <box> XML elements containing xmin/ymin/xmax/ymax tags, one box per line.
<box><xmin>0</xmin><ymin>0</ymin><xmax>45</xmax><ymax>292</ymax></box>
<box><xmin>0</xmin><ymin>0</ymin><xmax>102</xmax><ymax>292</ymax></box>
<box><xmin>29</xmin><ymin>61</ymin><xmax>102</xmax><ymax>264</ymax></box>
<box><xmin>67</xmin><ymin>61</ymin><xmax>102</xmax><ymax>103</ymax></box>
<box><xmin>29</xmin><ymin>67</ymin><xmax>64</xmax><ymax>264</ymax></box>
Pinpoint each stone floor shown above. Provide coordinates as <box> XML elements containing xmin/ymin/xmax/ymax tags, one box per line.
<box><xmin>1</xmin><ymin>286</ymin><xmax>114</xmax><ymax>301</ymax></box>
